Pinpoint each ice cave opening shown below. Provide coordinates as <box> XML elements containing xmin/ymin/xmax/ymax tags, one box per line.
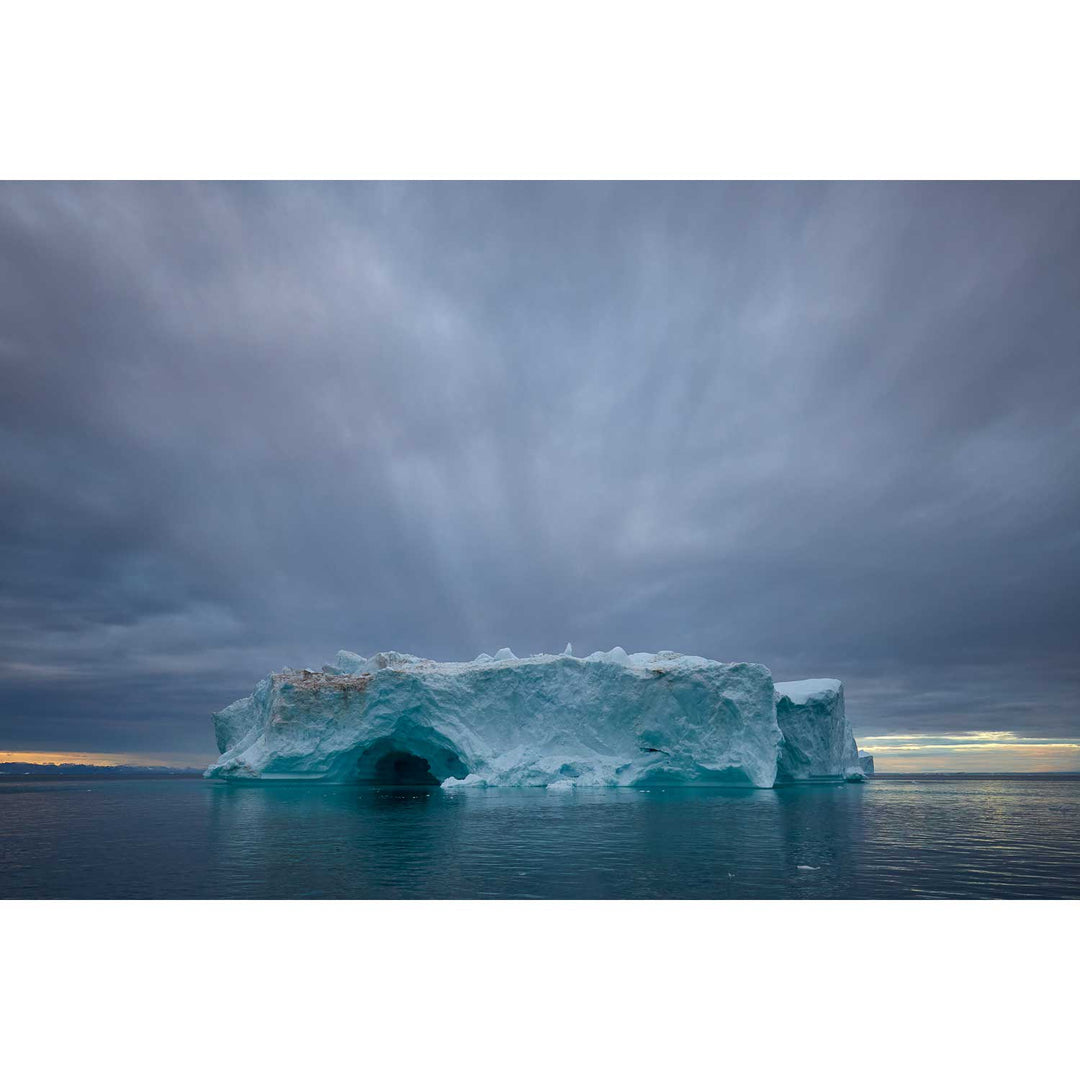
<box><xmin>354</xmin><ymin>737</ymin><xmax>468</xmax><ymax>786</ymax></box>
<box><xmin>370</xmin><ymin>749</ymin><xmax>439</xmax><ymax>785</ymax></box>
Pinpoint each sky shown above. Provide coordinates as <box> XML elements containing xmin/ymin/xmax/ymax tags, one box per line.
<box><xmin>1</xmin><ymin>181</ymin><xmax>1078</xmax><ymax>770</ymax></box>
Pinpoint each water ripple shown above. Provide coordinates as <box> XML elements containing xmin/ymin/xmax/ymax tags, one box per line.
<box><xmin>0</xmin><ymin>776</ymin><xmax>1078</xmax><ymax>898</ymax></box>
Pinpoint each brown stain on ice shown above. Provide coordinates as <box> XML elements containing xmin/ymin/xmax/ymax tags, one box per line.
<box><xmin>269</xmin><ymin>671</ymin><xmax>374</xmax><ymax>726</ymax></box>
<box><xmin>276</xmin><ymin>669</ymin><xmax>373</xmax><ymax>692</ymax></box>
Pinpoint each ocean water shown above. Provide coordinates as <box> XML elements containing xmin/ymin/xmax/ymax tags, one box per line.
<box><xmin>1</xmin><ymin>775</ymin><xmax>1078</xmax><ymax>899</ymax></box>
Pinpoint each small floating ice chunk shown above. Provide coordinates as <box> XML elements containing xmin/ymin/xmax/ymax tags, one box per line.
<box><xmin>563</xmin><ymin>642</ymin><xmax>573</xmax><ymax>656</ymax></box>
<box><xmin>493</xmin><ymin>647</ymin><xmax>517</xmax><ymax>661</ymax></box>
<box><xmin>796</xmin><ymin>865</ymin><xmax>821</xmax><ymax>871</ymax></box>
<box><xmin>442</xmin><ymin>773</ymin><xmax>486</xmax><ymax>788</ymax></box>
<box><xmin>474</xmin><ymin>652</ymin><xmax>493</xmax><ymax>663</ymax></box>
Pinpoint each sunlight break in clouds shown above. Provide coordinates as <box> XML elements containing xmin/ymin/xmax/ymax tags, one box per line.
<box><xmin>859</xmin><ymin>731</ymin><xmax>1080</xmax><ymax>771</ymax></box>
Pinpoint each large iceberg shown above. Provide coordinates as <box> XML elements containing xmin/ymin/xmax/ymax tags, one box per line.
<box><xmin>207</xmin><ymin>648</ymin><xmax>867</xmax><ymax>789</ymax></box>
<box><xmin>774</xmin><ymin>678</ymin><xmax>861</xmax><ymax>782</ymax></box>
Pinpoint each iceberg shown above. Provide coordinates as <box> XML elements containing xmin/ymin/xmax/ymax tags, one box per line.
<box><xmin>207</xmin><ymin>649</ymin><xmax>868</xmax><ymax>789</ymax></box>
<box><xmin>857</xmin><ymin>749</ymin><xmax>875</xmax><ymax>776</ymax></box>
<box><xmin>774</xmin><ymin>678</ymin><xmax>860</xmax><ymax>782</ymax></box>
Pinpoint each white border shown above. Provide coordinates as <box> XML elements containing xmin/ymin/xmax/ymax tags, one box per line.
<box><xmin>2</xmin><ymin>2</ymin><xmax>1078</xmax><ymax>179</ymax></box>
<box><xmin>1</xmin><ymin>901</ymin><xmax>1076</xmax><ymax>1077</ymax></box>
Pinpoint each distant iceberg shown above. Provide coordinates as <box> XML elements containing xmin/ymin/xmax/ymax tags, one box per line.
<box><xmin>207</xmin><ymin>649</ymin><xmax>870</xmax><ymax>788</ymax></box>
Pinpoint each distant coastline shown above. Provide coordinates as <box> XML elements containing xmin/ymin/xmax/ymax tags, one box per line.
<box><xmin>0</xmin><ymin>762</ymin><xmax>203</xmax><ymax>779</ymax></box>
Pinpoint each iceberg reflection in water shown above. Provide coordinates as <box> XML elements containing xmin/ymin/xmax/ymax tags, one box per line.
<box><xmin>1</xmin><ymin>775</ymin><xmax>1079</xmax><ymax>898</ymax></box>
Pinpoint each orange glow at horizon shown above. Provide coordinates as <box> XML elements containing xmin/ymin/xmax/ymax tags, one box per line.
<box><xmin>0</xmin><ymin>750</ymin><xmax>206</xmax><ymax>768</ymax></box>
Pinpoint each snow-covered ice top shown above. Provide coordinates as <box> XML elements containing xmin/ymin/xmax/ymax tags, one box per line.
<box><xmin>329</xmin><ymin>646</ymin><xmax>702</xmax><ymax>677</ymax></box>
<box><xmin>207</xmin><ymin>648</ymin><xmax>868</xmax><ymax>789</ymax></box>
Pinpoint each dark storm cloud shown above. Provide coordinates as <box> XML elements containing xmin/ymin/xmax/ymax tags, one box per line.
<box><xmin>2</xmin><ymin>181</ymin><xmax>1078</xmax><ymax>758</ymax></box>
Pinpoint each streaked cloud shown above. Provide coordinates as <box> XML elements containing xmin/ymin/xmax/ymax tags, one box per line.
<box><xmin>861</xmin><ymin>731</ymin><xmax>1080</xmax><ymax>747</ymax></box>
<box><xmin>1</xmin><ymin>182</ymin><xmax>1078</xmax><ymax>763</ymax></box>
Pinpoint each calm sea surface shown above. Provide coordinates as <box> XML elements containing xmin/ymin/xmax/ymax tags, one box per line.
<box><xmin>2</xmin><ymin>775</ymin><xmax>1078</xmax><ymax>899</ymax></box>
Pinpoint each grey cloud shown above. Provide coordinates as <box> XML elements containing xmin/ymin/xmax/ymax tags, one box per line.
<box><xmin>1</xmin><ymin>181</ymin><xmax>1078</xmax><ymax>758</ymax></box>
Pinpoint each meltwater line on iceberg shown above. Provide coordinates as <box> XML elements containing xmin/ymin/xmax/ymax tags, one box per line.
<box><xmin>206</xmin><ymin>647</ymin><xmax>870</xmax><ymax>788</ymax></box>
